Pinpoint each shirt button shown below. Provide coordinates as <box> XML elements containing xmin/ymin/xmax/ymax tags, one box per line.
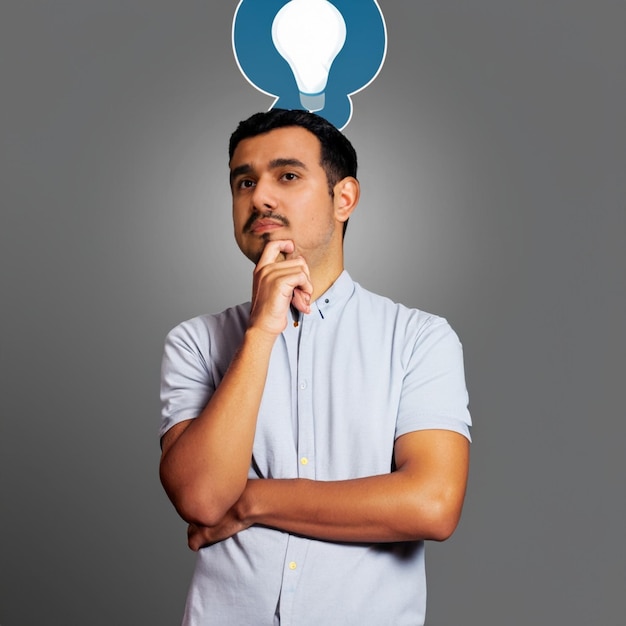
<box><xmin>289</xmin><ymin>561</ymin><xmax>297</xmax><ymax>570</ymax></box>
<box><xmin>300</xmin><ymin>457</ymin><xmax>308</xmax><ymax>465</ymax></box>
<box><xmin>299</xmin><ymin>381</ymin><xmax>307</xmax><ymax>390</ymax></box>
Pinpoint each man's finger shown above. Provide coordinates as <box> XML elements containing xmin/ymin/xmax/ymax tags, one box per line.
<box><xmin>292</xmin><ymin>287</ymin><xmax>311</xmax><ymax>314</ymax></box>
<box><xmin>256</xmin><ymin>239</ymin><xmax>295</xmax><ymax>269</ymax></box>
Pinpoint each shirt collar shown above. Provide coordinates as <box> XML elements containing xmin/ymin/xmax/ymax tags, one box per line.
<box><xmin>310</xmin><ymin>270</ymin><xmax>355</xmax><ymax>321</ymax></box>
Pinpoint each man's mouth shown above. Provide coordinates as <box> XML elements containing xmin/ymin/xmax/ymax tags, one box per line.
<box><xmin>245</xmin><ymin>213</ymin><xmax>289</xmax><ymax>235</ymax></box>
<box><xmin>249</xmin><ymin>219</ymin><xmax>285</xmax><ymax>234</ymax></box>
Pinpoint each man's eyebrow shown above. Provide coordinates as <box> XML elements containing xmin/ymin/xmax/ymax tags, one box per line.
<box><xmin>230</xmin><ymin>163</ymin><xmax>252</xmax><ymax>183</ymax></box>
<box><xmin>269</xmin><ymin>158</ymin><xmax>308</xmax><ymax>170</ymax></box>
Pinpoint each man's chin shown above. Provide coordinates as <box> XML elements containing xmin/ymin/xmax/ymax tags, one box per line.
<box><xmin>240</xmin><ymin>234</ymin><xmax>291</xmax><ymax>264</ymax></box>
<box><xmin>246</xmin><ymin>250</ymin><xmax>263</xmax><ymax>265</ymax></box>
<box><xmin>237</xmin><ymin>235</ymin><xmax>265</xmax><ymax>265</ymax></box>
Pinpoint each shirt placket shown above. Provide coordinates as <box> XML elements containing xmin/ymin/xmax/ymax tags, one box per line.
<box><xmin>278</xmin><ymin>314</ymin><xmax>316</xmax><ymax>625</ymax></box>
<box><xmin>296</xmin><ymin>316</ymin><xmax>315</xmax><ymax>480</ymax></box>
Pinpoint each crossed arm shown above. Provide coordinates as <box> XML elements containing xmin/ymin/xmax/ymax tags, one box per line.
<box><xmin>163</xmin><ymin>422</ymin><xmax>469</xmax><ymax>550</ymax></box>
<box><xmin>184</xmin><ymin>429</ymin><xmax>469</xmax><ymax>550</ymax></box>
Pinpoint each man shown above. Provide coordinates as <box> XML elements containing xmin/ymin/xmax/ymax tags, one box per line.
<box><xmin>159</xmin><ymin>109</ymin><xmax>471</xmax><ymax>625</ymax></box>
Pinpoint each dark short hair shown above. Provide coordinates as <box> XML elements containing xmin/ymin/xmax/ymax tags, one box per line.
<box><xmin>229</xmin><ymin>109</ymin><xmax>358</xmax><ymax>195</ymax></box>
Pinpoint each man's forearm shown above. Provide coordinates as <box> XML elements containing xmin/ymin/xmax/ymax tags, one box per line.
<box><xmin>240</xmin><ymin>430</ymin><xmax>469</xmax><ymax>543</ymax></box>
<box><xmin>241</xmin><ymin>474</ymin><xmax>455</xmax><ymax>543</ymax></box>
<box><xmin>160</xmin><ymin>327</ymin><xmax>276</xmax><ymax>526</ymax></box>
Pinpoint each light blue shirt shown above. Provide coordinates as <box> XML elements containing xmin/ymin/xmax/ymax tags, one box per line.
<box><xmin>161</xmin><ymin>271</ymin><xmax>471</xmax><ymax>626</ymax></box>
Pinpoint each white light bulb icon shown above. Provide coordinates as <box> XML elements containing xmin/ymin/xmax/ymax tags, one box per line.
<box><xmin>272</xmin><ymin>0</ymin><xmax>347</xmax><ymax>112</ymax></box>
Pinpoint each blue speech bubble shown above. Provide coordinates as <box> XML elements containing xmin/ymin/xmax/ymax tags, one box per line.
<box><xmin>233</xmin><ymin>0</ymin><xmax>387</xmax><ymax>129</ymax></box>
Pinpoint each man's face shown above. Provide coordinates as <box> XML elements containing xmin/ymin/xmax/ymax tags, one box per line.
<box><xmin>229</xmin><ymin>126</ymin><xmax>339</xmax><ymax>266</ymax></box>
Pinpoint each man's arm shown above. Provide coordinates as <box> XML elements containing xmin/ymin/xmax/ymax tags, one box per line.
<box><xmin>188</xmin><ymin>428</ymin><xmax>469</xmax><ymax>549</ymax></box>
<box><xmin>159</xmin><ymin>240</ymin><xmax>312</xmax><ymax>527</ymax></box>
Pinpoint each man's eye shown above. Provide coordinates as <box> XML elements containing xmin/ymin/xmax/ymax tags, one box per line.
<box><xmin>238</xmin><ymin>179</ymin><xmax>255</xmax><ymax>189</ymax></box>
<box><xmin>281</xmin><ymin>172</ymin><xmax>298</xmax><ymax>181</ymax></box>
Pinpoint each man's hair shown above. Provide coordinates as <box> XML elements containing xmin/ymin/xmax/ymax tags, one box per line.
<box><xmin>229</xmin><ymin>109</ymin><xmax>358</xmax><ymax>196</ymax></box>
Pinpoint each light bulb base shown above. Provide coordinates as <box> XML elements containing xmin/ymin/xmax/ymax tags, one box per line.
<box><xmin>300</xmin><ymin>92</ymin><xmax>325</xmax><ymax>112</ymax></box>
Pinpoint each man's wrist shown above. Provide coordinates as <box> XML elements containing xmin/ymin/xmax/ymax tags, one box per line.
<box><xmin>245</xmin><ymin>324</ymin><xmax>280</xmax><ymax>344</ymax></box>
<box><xmin>244</xmin><ymin>324</ymin><xmax>282</xmax><ymax>348</ymax></box>
<box><xmin>236</xmin><ymin>479</ymin><xmax>260</xmax><ymax>527</ymax></box>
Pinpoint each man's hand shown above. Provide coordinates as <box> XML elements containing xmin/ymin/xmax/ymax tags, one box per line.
<box><xmin>249</xmin><ymin>239</ymin><xmax>313</xmax><ymax>336</ymax></box>
<box><xmin>187</xmin><ymin>498</ymin><xmax>251</xmax><ymax>551</ymax></box>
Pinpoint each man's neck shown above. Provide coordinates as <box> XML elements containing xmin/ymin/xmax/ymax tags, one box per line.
<box><xmin>309</xmin><ymin>261</ymin><xmax>344</xmax><ymax>302</ymax></box>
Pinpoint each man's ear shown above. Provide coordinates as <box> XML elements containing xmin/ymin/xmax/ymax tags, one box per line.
<box><xmin>333</xmin><ymin>177</ymin><xmax>360</xmax><ymax>224</ymax></box>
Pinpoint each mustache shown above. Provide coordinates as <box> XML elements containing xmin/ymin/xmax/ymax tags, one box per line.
<box><xmin>243</xmin><ymin>210</ymin><xmax>290</xmax><ymax>233</ymax></box>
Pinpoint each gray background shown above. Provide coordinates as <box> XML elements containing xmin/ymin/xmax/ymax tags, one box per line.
<box><xmin>1</xmin><ymin>1</ymin><xmax>624</xmax><ymax>624</ymax></box>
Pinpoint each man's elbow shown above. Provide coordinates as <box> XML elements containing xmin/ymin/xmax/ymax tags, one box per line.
<box><xmin>424</xmin><ymin>510</ymin><xmax>461</xmax><ymax>542</ymax></box>
<box><xmin>404</xmin><ymin>493</ymin><xmax>465</xmax><ymax>542</ymax></box>
<box><xmin>170</xmin><ymin>489</ymin><xmax>239</xmax><ymax>527</ymax></box>
<box><xmin>160</xmin><ymin>469</ymin><xmax>237</xmax><ymax>527</ymax></box>
<box><xmin>173</xmin><ymin>494</ymin><xmax>230</xmax><ymax>528</ymax></box>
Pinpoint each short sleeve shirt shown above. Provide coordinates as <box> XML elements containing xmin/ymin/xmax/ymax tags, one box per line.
<box><xmin>160</xmin><ymin>271</ymin><xmax>471</xmax><ymax>626</ymax></box>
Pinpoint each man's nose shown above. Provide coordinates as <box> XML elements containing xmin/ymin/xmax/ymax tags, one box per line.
<box><xmin>251</xmin><ymin>177</ymin><xmax>277</xmax><ymax>211</ymax></box>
